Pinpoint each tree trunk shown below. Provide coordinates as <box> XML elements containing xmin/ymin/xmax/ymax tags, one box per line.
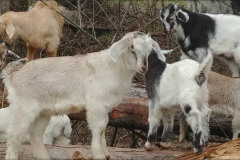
<box><xmin>69</xmin><ymin>97</ymin><xmax>233</xmax><ymax>139</ymax></box>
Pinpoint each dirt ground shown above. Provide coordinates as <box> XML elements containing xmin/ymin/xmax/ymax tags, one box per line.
<box><xmin>0</xmin><ymin>143</ymin><xmax>190</xmax><ymax>160</ymax></box>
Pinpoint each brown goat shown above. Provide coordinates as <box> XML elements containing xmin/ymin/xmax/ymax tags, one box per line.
<box><xmin>0</xmin><ymin>0</ymin><xmax>64</xmax><ymax>61</ymax></box>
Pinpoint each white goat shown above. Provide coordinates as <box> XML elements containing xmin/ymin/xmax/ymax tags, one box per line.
<box><xmin>179</xmin><ymin>71</ymin><xmax>240</xmax><ymax>142</ymax></box>
<box><xmin>43</xmin><ymin>114</ymin><xmax>72</xmax><ymax>145</ymax></box>
<box><xmin>0</xmin><ymin>0</ymin><xmax>64</xmax><ymax>61</ymax></box>
<box><xmin>0</xmin><ymin>106</ymin><xmax>71</xmax><ymax>144</ymax></box>
<box><xmin>2</xmin><ymin>31</ymin><xmax>155</xmax><ymax>160</ymax></box>
<box><xmin>144</xmin><ymin>45</ymin><xmax>212</xmax><ymax>154</ymax></box>
<box><xmin>160</xmin><ymin>3</ymin><xmax>240</xmax><ymax>78</ymax></box>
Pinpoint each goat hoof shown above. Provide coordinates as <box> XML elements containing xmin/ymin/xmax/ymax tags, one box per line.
<box><xmin>160</xmin><ymin>142</ymin><xmax>172</xmax><ymax>148</ymax></box>
<box><xmin>193</xmin><ymin>145</ymin><xmax>203</xmax><ymax>155</ymax></box>
<box><xmin>105</xmin><ymin>155</ymin><xmax>110</xmax><ymax>160</ymax></box>
<box><xmin>145</xmin><ymin>141</ymin><xmax>153</xmax><ymax>151</ymax></box>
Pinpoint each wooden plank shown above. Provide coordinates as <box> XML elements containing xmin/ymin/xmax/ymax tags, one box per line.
<box><xmin>0</xmin><ymin>143</ymin><xmax>187</xmax><ymax>160</ymax></box>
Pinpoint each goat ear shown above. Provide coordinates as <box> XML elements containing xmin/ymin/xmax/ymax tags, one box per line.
<box><xmin>109</xmin><ymin>36</ymin><xmax>131</xmax><ymax>62</ymax></box>
<box><xmin>176</xmin><ymin>10</ymin><xmax>189</xmax><ymax>23</ymax></box>
<box><xmin>152</xmin><ymin>40</ymin><xmax>166</xmax><ymax>62</ymax></box>
<box><xmin>6</xmin><ymin>21</ymin><xmax>15</xmax><ymax>40</ymax></box>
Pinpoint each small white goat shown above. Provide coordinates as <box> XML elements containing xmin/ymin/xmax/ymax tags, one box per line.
<box><xmin>43</xmin><ymin>114</ymin><xmax>72</xmax><ymax>145</ymax></box>
<box><xmin>0</xmin><ymin>0</ymin><xmax>64</xmax><ymax>60</ymax></box>
<box><xmin>144</xmin><ymin>45</ymin><xmax>212</xmax><ymax>154</ymax></box>
<box><xmin>0</xmin><ymin>106</ymin><xmax>72</xmax><ymax>144</ymax></box>
<box><xmin>160</xmin><ymin>3</ymin><xmax>240</xmax><ymax>78</ymax></box>
<box><xmin>3</xmin><ymin>31</ymin><xmax>155</xmax><ymax>160</ymax></box>
<box><xmin>179</xmin><ymin>71</ymin><xmax>240</xmax><ymax>142</ymax></box>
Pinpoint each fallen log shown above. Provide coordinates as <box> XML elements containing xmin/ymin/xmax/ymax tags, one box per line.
<box><xmin>69</xmin><ymin>98</ymin><xmax>233</xmax><ymax>138</ymax></box>
<box><xmin>69</xmin><ymin>97</ymin><xmax>150</xmax><ymax>133</ymax></box>
<box><xmin>68</xmin><ymin>84</ymin><xmax>233</xmax><ymax>139</ymax></box>
<box><xmin>174</xmin><ymin>138</ymin><xmax>240</xmax><ymax>160</ymax></box>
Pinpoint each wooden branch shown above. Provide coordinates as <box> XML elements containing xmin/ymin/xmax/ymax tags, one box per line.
<box><xmin>174</xmin><ymin>138</ymin><xmax>240</xmax><ymax>160</ymax></box>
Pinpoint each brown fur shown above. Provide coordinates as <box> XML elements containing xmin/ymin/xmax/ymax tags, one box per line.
<box><xmin>0</xmin><ymin>0</ymin><xmax>64</xmax><ymax>61</ymax></box>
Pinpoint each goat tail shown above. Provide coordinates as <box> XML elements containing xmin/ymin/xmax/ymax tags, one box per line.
<box><xmin>2</xmin><ymin>58</ymin><xmax>28</xmax><ymax>82</ymax></box>
<box><xmin>195</xmin><ymin>50</ymin><xmax>213</xmax><ymax>86</ymax></box>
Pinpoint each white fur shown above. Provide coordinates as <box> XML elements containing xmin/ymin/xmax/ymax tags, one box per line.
<box><xmin>43</xmin><ymin>114</ymin><xmax>72</xmax><ymax>145</ymax></box>
<box><xmin>145</xmin><ymin>49</ymin><xmax>212</xmax><ymax>153</ymax></box>
<box><xmin>179</xmin><ymin>71</ymin><xmax>240</xmax><ymax>142</ymax></box>
<box><xmin>0</xmin><ymin>107</ymin><xmax>71</xmax><ymax>144</ymax></box>
<box><xmin>3</xmin><ymin>31</ymin><xmax>154</xmax><ymax>160</ymax></box>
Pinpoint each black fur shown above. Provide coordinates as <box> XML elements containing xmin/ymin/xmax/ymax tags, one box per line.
<box><xmin>177</xmin><ymin>8</ymin><xmax>216</xmax><ymax>61</ymax></box>
<box><xmin>194</xmin><ymin>131</ymin><xmax>203</xmax><ymax>154</ymax></box>
<box><xmin>177</xmin><ymin>11</ymin><xmax>187</xmax><ymax>22</ymax></box>
<box><xmin>147</xmin><ymin>125</ymin><xmax>159</xmax><ymax>143</ymax></box>
<box><xmin>161</xmin><ymin>129</ymin><xmax>173</xmax><ymax>142</ymax></box>
<box><xmin>146</xmin><ymin>50</ymin><xmax>166</xmax><ymax>100</ymax></box>
<box><xmin>184</xmin><ymin>105</ymin><xmax>191</xmax><ymax>114</ymax></box>
<box><xmin>168</xmin><ymin>4</ymin><xmax>175</xmax><ymax>15</ymax></box>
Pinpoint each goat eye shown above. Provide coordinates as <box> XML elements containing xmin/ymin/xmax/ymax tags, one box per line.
<box><xmin>166</xmin><ymin>17</ymin><xmax>170</xmax><ymax>23</ymax></box>
<box><xmin>160</xmin><ymin>14</ymin><xmax>164</xmax><ymax>19</ymax></box>
<box><xmin>131</xmin><ymin>51</ymin><xmax>137</xmax><ymax>58</ymax></box>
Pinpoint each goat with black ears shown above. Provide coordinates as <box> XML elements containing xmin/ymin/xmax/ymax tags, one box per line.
<box><xmin>144</xmin><ymin>41</ymin><xmax>212</xmax><ymax>154</ymax></box>
<box><xmin>160</xmin><ymin>3</ymin><xmax>240</xmax><ymax>78</ymax></box>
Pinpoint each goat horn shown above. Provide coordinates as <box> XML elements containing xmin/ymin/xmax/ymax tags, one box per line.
<box><xmin>161</xmin><ymin>46</ymin><xmax>180</xmax><ymax>55</ymax></box>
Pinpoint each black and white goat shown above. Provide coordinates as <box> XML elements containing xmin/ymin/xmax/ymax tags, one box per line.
<box><xmin>144</xmin><ymin>41</ymin><xmax>212</xmax><ymax>154</ymax></box>
<box><xmin>160</xmin><ymin>3</ymin><xmax>240</xmax><ymax>78</ymax></box>
<box><xmin>179</xmin><ymin>71</ymin><xmax>240</xmax><ymax>142</ymax></box>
